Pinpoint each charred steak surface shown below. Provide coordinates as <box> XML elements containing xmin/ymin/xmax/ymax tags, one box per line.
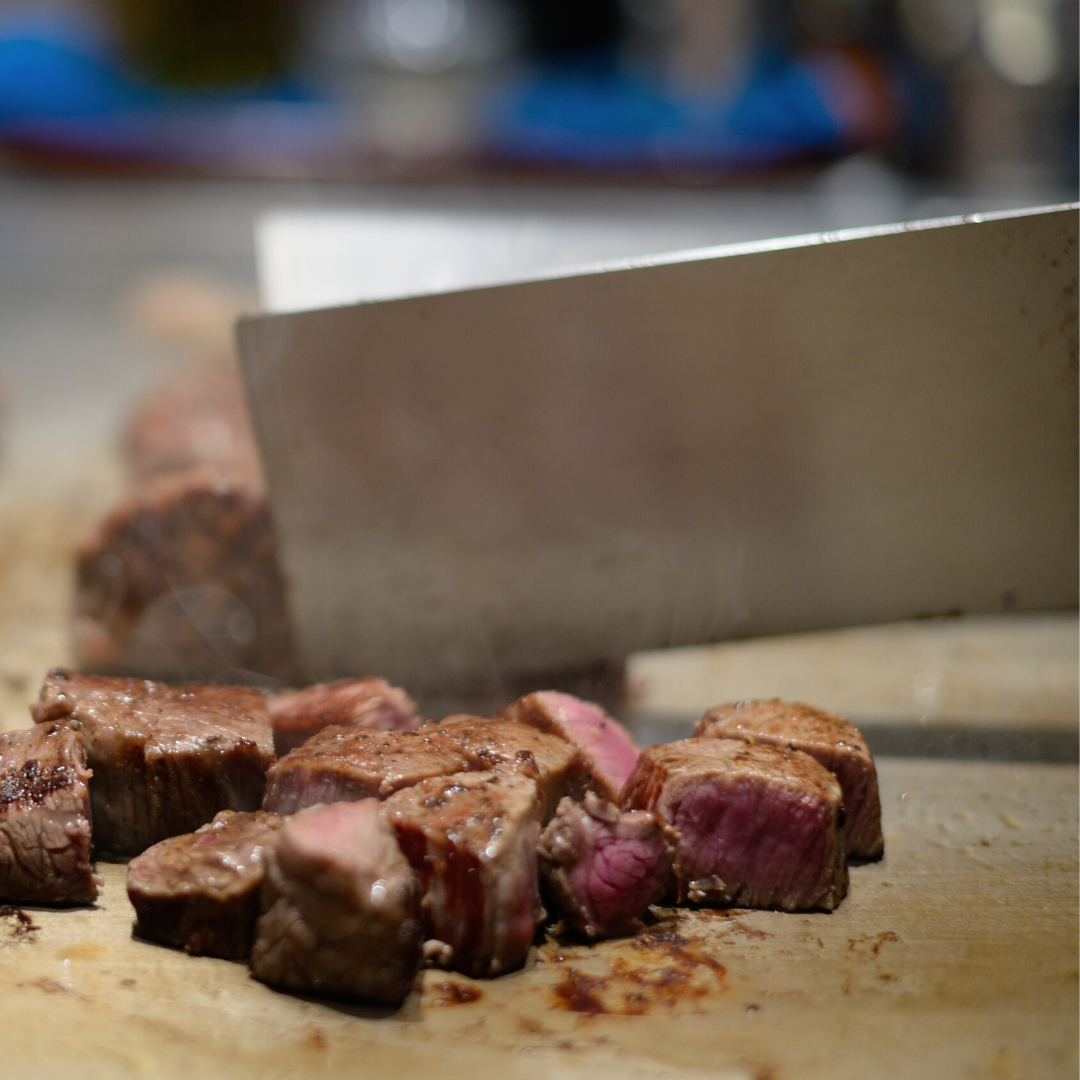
<box><xmin>31</xmin><ymin>669</ymin><xmax>275</xmax><ymax>856</ymax></box>
<box><xmin>262</xmin><ymin>727</ymin><xmax>472</xmax><ymax>816</ymax></box>
<box><xmin>539</xmin><ymin>791</ymin><xmax>676</xmax><ymax>939</ymax></box>
<box><xmin>422</xmin><ymin>715</ymin><xmax>598</xmax><ymax>822</ymax></box>
<box><xmin>268</xmin><ymin>678</ymin><xmax>419</xmax><ymax>756</ymax></box>
<box><xmin>695</xmin><ymin>698</ymin><xmax>883</xmax><ymax>859</ymax></box>
<box><xmin>250</xmin><ymin>800</ymin><xmax>422</xmax><ymax>1004</ymax></box>
<box><xmin>501</xmin><ymin>691</ymin><xmax>640</xmax><ymax>799</ymax></box>
<box><xmin>127</xmin><ymin>809</ymin><xmax>284</xmax><ymax>958</ymax></box>
<box><xmin>384</xmin><ymin>769</ymin><xmax>544</xmax><ymax>979</ymax></box>
<box><xmin>622</xmin><ymin>738</ymin><xmax>848</xmax><ymax>912</ymax></box>
<box><xmin>0</xmin><ymin>723</ymin><xmax>100</xmax><ymax>903</ymax></box>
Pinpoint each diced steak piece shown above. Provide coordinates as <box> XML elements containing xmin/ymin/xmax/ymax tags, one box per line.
<box><xmin>384</xmin><ymin>770</ymin><xmax>544</xmax><ymax>978</ymax></box>
<box><xmin>621</xmin><ymin>738</ymin><xmax>848</xmax><ymax>912</ymax></box>
<box><xmin>32</xmin><ymin>669</ymin><xmax>275</xmax><ymax>856</ymax></box>
<box><xmin>250</xmin><ymin>800</ymin><xmax>422</xmax><ymax>1005</ymax></box>
<box><xmin>423</xmin><ymin>715</ymin><xmax>598</xmax><ymax>822</ymax></box>
<box><xmin>71</xmin><ymin>467</ymin><xmax>296</xmax><ymax>684</ymax></box>
<box><xmin>262</xmin><ymin>727</ymin><xmax>472</xmax><ymax>816</ymax></box>
<box><xmin>539</xmin><ymin>791</ymin><xmax>677</xmax><ymax>939</ymax></box>
<box><xmin>127</xmin><ymin>809</ymin><xmax>284</xmax><ymax>959</ymax></box>
<box><xmin>0</xmin><ymin>724</ymin><xmax>100</xmax><ymax>903</ymax></box>
<box><xmin>695</xmin><ymin>699</ymin><xmax>883</xmax><ymax>860</ymax></box>
<box><xmin>123</xmin><ymin>359</ymin><xmax>261</xmax><ymax>484</ymax></box>
<box><xmin>268</xmin><ymin>679</ymin><xmax>419</xmax><ymax>756</ymax></box>
<box><xmin>500</xmin><ymin>691</ymin><xmax>640</xmax><ymax>799</ymax></box>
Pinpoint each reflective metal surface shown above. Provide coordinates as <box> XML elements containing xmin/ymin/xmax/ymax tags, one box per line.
<box><xmin>239</xmin><ymin>205</ymin><xmax>1079</xmax><ymax>692</ymax></box>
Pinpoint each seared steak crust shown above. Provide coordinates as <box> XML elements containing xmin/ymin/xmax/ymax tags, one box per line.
<box><xmin>422</xmin><ymin>716</ymin><xmax>597</xmax><ymax>822</ymax></box>
<box><xmin>268</xmin><ymin>678</ymin><xmax>419</xmax><ymax>756</ymax></box>
<box><xmin>32</xmin><ymin>669</ymin><xmax>275</xmax><ymax>856</ymax></box>
<box><xmin>695</xmin><ymin>699</ymin><xmax>883</xmax><ymax>859</ymax></box>
<box><xmin>622</xmin><ymin>738</ymin><xmax>848</xmax><ymax>912</ymax></box>
<box><xmin>539</xmin><ymin>792</ymin><xmax>677</xmax><ymax>939</ymax></box>
<box><xmin>384</xmin><ymin>770</ymin><xmax>544</xmax><ymax>979</ymax></box>
<box><xmin>0</xmin><ymin>724</ymin><xmax>100</xmax><ymax>903</ymax></box>
<box><xmin>262</xmin><ymin>727</ymin><xmax>471</xmax><ymax>816</ymax></box>
<box><xmin>501</xmin><ymin>691</ymin><xmax>640</xmax><ymax>799</ymax></box>
<box><xmin>127</xmin><ymin>809</ymin><xmax>284</xmax><ymax>958</ymax></box>
<box><xmin>250</xmin><ymin>800</ymin><xmax>422</xmax><ymax>1005</ymax></box>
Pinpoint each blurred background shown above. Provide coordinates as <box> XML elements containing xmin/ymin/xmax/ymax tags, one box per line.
<box><xmin>0</xmin><ymin>0</ymin><xmax>1075</xmax><ymax>739</ymax></box>
<box><xmin>0</xmin><ymin>0</ymin><xmax>1074</xmax><ymax>185</ymax></box>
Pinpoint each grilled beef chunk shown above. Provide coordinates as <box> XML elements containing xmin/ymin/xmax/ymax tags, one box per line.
<box><xmin>621</xmin><ymin>738</ymin><xmax>848</xmax><ymax>912</ymax></box>
<box><xmin>32</xmin><ymin>669</ymin><xmax>275</xmax><ymax>856</ymax></box>
<box><xmin>127</xmin><ymin>809</ymin><xmax>284</xmax><ymax>958</ymax></box>
<box><xmin>384</xmin><ymin>769</ymin><xmax>544</xmax><ymax>978</ymax></box>
<box><xmin>123</xmin><ymin>359</ymin><xmax>261</xmax><ymax>484</ymax></box>
<box><xmin>0</xmin><ymin>724</ymin><xmax>100</xmax><ymax>903</ymax></box>
<box><xmin>262</xmin><ymin>727</ymin><xmax>471</xmax><ymax>816</ymax></box>
<box><xmin>695</xmin><ymin>699</ymin><xmax>883</xmax><ymax>860</ymax></box>
<box><xmin>250</xmin><ymin>800</ymin><xmax>422</xmax><ymax>1004</ymax></box>
<box><xmin>269</xmin><ymin>679</ymin><xmax>419</xmax><ymax>756</ymax></box>
<box><xmin>539</xmin><ymin>791</ymin><xmax>676</xmax><ymax>939</ymax></box>
<box><xmin>501</xmin><ymin>691</ymin><xmax>639</xmax><ymax>799</ymax></box>
<box><xmin>71</xmin><ymin>467</ymin><xmax>295</xmax><ymax>684</ymax></box>
<box><xmin>422</xmin><ymin>715</ymin><xmax>598</xmax><ymax>822</ymax></box>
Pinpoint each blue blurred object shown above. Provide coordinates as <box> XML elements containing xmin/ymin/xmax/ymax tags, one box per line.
<box><xmin>484</xmin><ymin>50</ymin><xmax>897</xmax><ymax>170</ymax></box>
<box><xmin>0</xmin><ymin>11</ymin><xmax>346</xmax><ymax>170</ymax></box>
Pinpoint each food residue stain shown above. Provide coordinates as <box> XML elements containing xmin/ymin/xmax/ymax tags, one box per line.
<box><xmin>847</xmin><ymin>931</ymin><xmax>901</xmax><ymax>957</ymax></box>
<box><xmin>56</xmin><ymin>943</ymin><xmax>105</xmax><ymax>962</ymax></box>
<box><xmin>0</xmin><ymin>905</ymin><xmax>39</xmax><ymax>943</ymax></box>
<box><xmin>547</xmin><ymin>924</ymin><xmax>727</xmax><ymax>1015</ymax></box>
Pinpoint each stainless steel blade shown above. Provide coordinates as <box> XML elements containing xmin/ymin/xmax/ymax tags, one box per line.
<box><xmin>238</xmin><ymin>205</ymin><xmax>1078</xmax><ymax>692</ymax></box>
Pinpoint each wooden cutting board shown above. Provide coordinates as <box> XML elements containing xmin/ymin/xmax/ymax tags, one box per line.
<box><xmin>2</xmin><ymin>757</ymin><xmax>1075</xmax><ymax>1080</ymax></box>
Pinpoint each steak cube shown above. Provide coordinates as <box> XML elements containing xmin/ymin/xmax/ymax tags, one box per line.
<box><xmin>123</xmin><ymin>358</ymin><xmax>261</xmax><ymax>484</ymax></box>
<box><xmin>384</xmin><ymin>770</ymin><xmax>544</xmax><ymax>979</ymax></box>
<box><xmin>262</xmin><ymin>727</ymin><xmax>472</xmax><ymax>816</ymax></box>
<box><xmin>500</xmin><ymin>692</ymin><xmax>640</xmax><ymax>799</ymax></box>
<box><xmin>268</xmin><ymin>678</ymin><xmax>419</xmax><ymax>756</ymax></box>
<box><xmin>621</xmin><ymin>738</ymin><xmax>848</xmax><ymax>912</ymax></box>
<box><xmin>695</xmin><ymin>699</ymin><xmax>883</xmax><ymax>860</ymax></box>
<box><xmin>250</xmin><ymin>800</ymin><xmax>422</xmax><ymax>1005</ymax></box>
<box><xmin>423</xmin><ymin>715</ymin><xmax>597</xmax><ymax>822</ymax></box>
<box><xmin>31</xmin><ymin>669</ymin><xmax>275</xmax><ymax>856</ymax></box>
<box><xmin>0</xmin><ymin>723</ymin><xmax>100</xmax><ymax>903</ymax></box>
<box><xmin>127</xmin><ymin>809</ymin><xmax>284</xmax><ymax>959</ymax></box>
<box><xmin>539</xmin><ymin>791</ymin><xmax>677</xmax><ymax>939</ymax></box>
<box><xmin>71</xmin><ymin>467</ymin><xmax>295</xmax><ymax>684</ymax></box>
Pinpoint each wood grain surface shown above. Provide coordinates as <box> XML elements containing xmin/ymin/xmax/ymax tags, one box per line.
<box><xmin>1</xmin><ymin>758</ymin><xmax>1075</xmax><ymax>1080</ymax></box>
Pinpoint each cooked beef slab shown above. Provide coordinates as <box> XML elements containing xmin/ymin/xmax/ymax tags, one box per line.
<box><xmin>127</xmin><ymin>809</ymin><xmax>284</xmax><ymax>958</ymax></box>
<box><xmin>384</xmin><ymin>770</ymin><xmax>544</xmax><ymax>979</ymax></box>
<box><xmin>124</xmin><ymin>359</ymin><xmax>261</xmax><ymax>483</ymax></box>
<box><xmin>539</xmin><ymin>791</ymin><xmax>676</xmax><ymax>939</ymax></box>
<box><xmin>501</xmin><ymin>691</ymin><xmax>640</xmax><ymax>799</ymax></box>
<box><xmin>422</xmin><ymin>715</ymin><xmax>597</xmax><ymax>822</ymax></box>
<box><xmin>250</xmin><ymin>800</ymin><xmax>421</xmax><ymax>1004</ymax></box>
<box><xmin>32</xmin><ymin>669</ymin><xmax>275</xmax><ymax>856</ymax></box>
<box><xmin>621</xmin><ymin>738</ymin><xmax>848</xmax><ymax>912</ymax></box>
<box><xmin>268</xmin><ymin>679</ymin><xmax>419</xmax><ymax>756</ymax></box>
<box><xmin>71</xmin><ymin>467</ymin><xmax>295</xmax><ymax>684</ymax></box>
<box><xmin>0</xmin><ymin>724</ymin><xmax>100</xmax><ymax>903</ymax></box>
<box><xmin>695</xmin><ymin>699</ymin><xmax>883</xmax><ymax>860</ymax></box>
<box><xmin>262</xmin><ymin>727</ymin><xmax>472</xmax><ymax>816</ymax></box>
